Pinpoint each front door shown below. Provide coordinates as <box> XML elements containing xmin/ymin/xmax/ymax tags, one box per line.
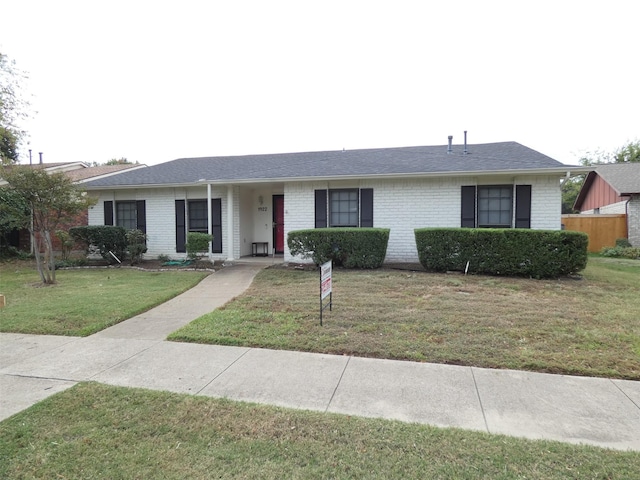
<box><xmin>273</xmin><ymin>195</ymin><xmax>284</xmax><ymax>254</ymax></box>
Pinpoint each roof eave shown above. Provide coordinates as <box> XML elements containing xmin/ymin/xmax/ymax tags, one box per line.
<box><xmin>84</xmin><ymin>166</ymin><xmax>585</xmax><ymax>189</ymax></box>
<box><xmin>199</xmin><ymin>166</ymin><xmax>583</xmax><ymax>185</ymax></box>
<box><xmin>84</xmin><ymin>181</ymin><xmax>198</xmax><ymax>191</ymax></box>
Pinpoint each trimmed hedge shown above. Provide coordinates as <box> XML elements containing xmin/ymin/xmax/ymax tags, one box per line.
<box><xmin>186</xmin><ymin>232</ymin><xmax>213</xmax><ymax>260</ymax></box>
<box><xmin>69</xmin><ymin>225</ymin><xmax>127</xmax><ymax>264</ymax></box>
<box><xmin>125</xmin><ymin>229</ymin><xmax>148</xmax><ymax>265</ymax></box>
<box><xmin>414</xmin><ymin>228</ymin><xmax>588</xmax><ymax>279</ymax></box>
<box><xmin>288</xmin><ymin>228</ymin><xmax>390</xmax><ymax>268</ymax></box>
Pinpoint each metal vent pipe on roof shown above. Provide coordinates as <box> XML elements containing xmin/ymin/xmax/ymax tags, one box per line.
<box><xmin>463</xmin><ymin>131</ymin><xmax>468</xmax><ymax>154</ymax></box>
<box><xmin>447</xmin><ymin>136</ymin><xmax>453</xmax><ymax>154</ymax></box>
<box><xmin>39</xmin><ymin>152</ymin><xmax>43</xmax><ymax>164</ymax></box>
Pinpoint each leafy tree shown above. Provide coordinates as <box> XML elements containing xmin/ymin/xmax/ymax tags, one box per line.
<box><xmin>561</xmin><ymin>177</ymin><xmax>583</xmax><ymax>214</ymax></box>
<box><xmin>0</xmin><ymin>186</ymin><xmax>30</xmax><ymax>247</ymax></box>
<box><xmin>90</xmin><ymin>158</ymin><xmax>139</xmax><ymax>166</ymax></box>
<box><xmin>0</xmin><ymin>166</ymin><xmax>96</xmax><ymax>284</ymax></box>
<box><xmin>613</xmin><ymin>140</ymin><xmax>640</xmax><ymax>163</ymax></box>
<box><xmin>578</xmin><ymin>139</ymin><xmax>640</xmax><ymax>165</ymax></box>
<box><xmin>106</xmin><ymin>157</ymin><xmax>137</xmax><ymax>165</ymax></box>
<box><xmin>0</xmin><ymin>52</ymin><xmax>30</xmax><ymax>164</ymax></box>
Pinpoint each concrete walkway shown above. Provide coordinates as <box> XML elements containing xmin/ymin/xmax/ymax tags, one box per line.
<box><xmin>1</xmin><ymin>261</ymin><xmax>639</xmax><ymax>452</ymax></box>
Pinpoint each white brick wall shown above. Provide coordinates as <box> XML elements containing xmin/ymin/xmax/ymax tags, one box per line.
<box><xmin>521</xmin><ymin>175</ymin><xmax>562</xmax><ymax>230</ymax></box>
<box><xmin>89</xmin><ymin>174</ymin><xmax>564</xmax><ymax>263</ymax></box>
<box><xmin>88</xmin><ymin>187</ymin><xmax>232</xmax><ymax>260</ymax></box>
<box><xmin>581</xmin><ymin>200</ymin><xmax>627</xmax><ymax>215</ymax></box>
<box><xmin>628</xmin><ymin>196</ymin><xmax>640</xmax><ymax>247</ymax></box>
<box><xmin>284</xmin><ymin>175</ymin><xmax>563</xmax><ymax>263</ymax></box>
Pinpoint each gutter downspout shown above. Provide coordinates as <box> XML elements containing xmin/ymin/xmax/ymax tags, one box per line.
<box><xmin>207</xmin><ymin>183</ymin><xmax>213</xmax><ymax>262</ymax></box>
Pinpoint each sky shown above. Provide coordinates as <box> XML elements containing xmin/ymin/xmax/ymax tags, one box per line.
<box><xmin>2</xmin><ymin>0</ymin><xmax>638</xmax><ymax>167</ymax></box>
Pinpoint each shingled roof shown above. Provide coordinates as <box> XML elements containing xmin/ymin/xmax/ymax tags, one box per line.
<box><xmin>83</xmin><ymin>142</ymin><xmax>572</xmax><ymax>189</ymax></box>
<box><xmin>592</xmin><ymin>162</ymin><xmax>640</xmax><ymax>195</ymax></box>
<box><xmin>573</xmin><ymin>162</ymin><xmax>640</xmax><ymax>210</ymax></box>
<box><xmin>66</xmin><ymin>163</ymin><xmax>143</xmax><ymax>182</ymax></box>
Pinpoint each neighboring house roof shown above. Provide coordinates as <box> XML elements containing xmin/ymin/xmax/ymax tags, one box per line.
<box><xmin>28</xmin><ymin>161</ymin><xmax>86</xmax><ymax>170</ymax></box>
<box><xmin>82</xmin><ymin>142</ymin><xmax>578</xmax><ymax>189</ymax></box>
<box><xmin>1</xmin><ymin>162</ymin><xmax>145</xmax><ymax>184</ymax></box>
<box><xmin>574</xmin><ymin>162</ymin><xmax>640</xmax><ymax>210</ymax></box>
<box><xmin>592</xmin><ymin>162</ymin><xmax>640</xmax><ymax>195</ymax></box>
<box><xmin>67</xmin><ymin>164</ymin><xmax>145</xmax><ymax>182</ymax></box>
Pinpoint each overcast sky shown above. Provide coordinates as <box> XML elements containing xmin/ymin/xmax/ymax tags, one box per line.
<box><xmin>3</xmin><ymin>0</ymin><xmax>638</xmax><ymax>166</ymax></box>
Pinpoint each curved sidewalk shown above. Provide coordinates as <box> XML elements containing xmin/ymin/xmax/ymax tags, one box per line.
<box><xmin>1</xmin><ymin>262</ymin><xmax>639</xmax><ymax>452</ymax></box>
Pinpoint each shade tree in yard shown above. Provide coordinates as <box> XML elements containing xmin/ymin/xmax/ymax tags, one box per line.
<box><xmin>0</xmin><ymin>166</ymin><xmax>96</xmax><ymax>284</ymax></box>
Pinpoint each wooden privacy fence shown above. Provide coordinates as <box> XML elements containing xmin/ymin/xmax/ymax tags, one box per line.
<box><xmin>561</xmin><ymin>214</ymin><xmax>628</xmax><ymax>252</ymax></box>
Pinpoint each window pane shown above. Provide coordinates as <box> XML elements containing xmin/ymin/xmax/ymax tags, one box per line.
<box><xmin>329</xmin><ymin>189</ymin><xmax>359</xmax><ymax>227</ymax></box>
<box><xmin>477</xmin><ymin>186</ymin><xmax>512</xmax><ymax>227</ymax></box>
<box><xmin>188</xmin><ymin>200</ymin><xmax>208</xmax><ymax>232</ymax></box>
<box><xmin>116</xmin><ymin>202</ymin><xmax>137</xmax><ymax>230</ymax></box>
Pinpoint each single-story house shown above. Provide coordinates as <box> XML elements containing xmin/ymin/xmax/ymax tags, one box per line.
<box><xmin>82</xmin><ymin>141</ymin><xmax>585</xmax><ymax>263</ymax></box>
<box><xmin>573</xmin><ymin>162</ymin><xmax>640</xmax><ymax>246</ymax></box>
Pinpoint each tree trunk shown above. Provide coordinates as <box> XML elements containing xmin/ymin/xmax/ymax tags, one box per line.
<box><xmin>43</xmin><ymin>230</ymin><xmax>56</xmax><ymax>284</ymax></box>
<box><xmin>31</xmin><ymin>230</ymin><xmax>46</xmax><ymax>284</ymax></box>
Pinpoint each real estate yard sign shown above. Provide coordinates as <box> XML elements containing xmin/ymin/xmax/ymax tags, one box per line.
<box><xmin>320</xmin><ymin>260</ymin><xmax>332</xmax><ymax>325</ymax></box>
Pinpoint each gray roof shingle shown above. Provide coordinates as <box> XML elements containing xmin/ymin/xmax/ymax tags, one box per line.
<box><xmin>594</xmin><ymin>162</ymin><xmax>640</xmax><ymax>195</ymax></box>
<box><xmin>83</xmin><ymin>142</ymin><xmax>570</xmax><ymax>188</ymax></box>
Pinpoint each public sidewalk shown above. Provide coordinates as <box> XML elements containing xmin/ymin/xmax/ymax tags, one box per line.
<box><xmin>1</xmin><ymin>261</ymin><xmax>639</xmax><ymax>452</ymax></box>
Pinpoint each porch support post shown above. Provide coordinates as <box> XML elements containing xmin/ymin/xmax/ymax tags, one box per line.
<box><xmin>207</xmin><ymin>183</ymin><xmax>213</xmax><ymax>261</ymax></box>
<box><xmin>226</xmin><ymin>185</ymin><xmax>235</xmax><ymax>261</ymax></box>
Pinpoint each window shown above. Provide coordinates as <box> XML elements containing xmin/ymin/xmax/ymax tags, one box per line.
<box><xmin>104</xmin><ymin>200</ymin><xmax>146</xmax><ymax>232</ymax></box>
<box><xmin>477</xmin><ymin>186</ymin><xmax>512</xmax><ymax>227</ymax></box>
<box><xmin>188</xmin><ymin>200</ymin><xmax>208</xmax><ymax>232</ymax></box>
<box><xmin>315</xmin><ymin>189</ymin><xmax>373</xmax><ymax>228</ymax></box>
<box><xmin>116</xmin><ymin>201</ymin><xmax>137</xmax><ymax>230</ymax></box>
<box><xmin>175</xmin><ymin>199</ymin><xmax>223</xmax><ymax>253</ymax></box>
<box><xmin>461</xmin><ymin>185</ymin><xmax>531</xmax><ymax>229</ymax></box>
<box><xmin>330</xmin><ymin>189</ymin><xmax>359</xmax><ymax>227</ymax></box>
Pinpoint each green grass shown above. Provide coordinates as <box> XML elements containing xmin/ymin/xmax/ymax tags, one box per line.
<box><xmin>170</xmin><ymin>256</ymin><xmax>640</xmax><ymax>379</ymax></box>
<box><xmin>0</xmin><ymin>261</ymin><xmax>208</xmax><ymax>336</ymax></box>
<box><xmin>1</xmin><ymin>383</ymin><xmax>638</xmax><ymax>479</ymax></box>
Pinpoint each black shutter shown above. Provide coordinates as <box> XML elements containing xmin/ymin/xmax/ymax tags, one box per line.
<box><xmin>175</xmin><ymin>200</ymin><xmax>186</xmax><ymax>253</ymax></box>
<box><xmin>461</xmin><ymin>186</ymin><xmax>476</xmax><ymax>228</ymax></box>
<box><xmin>515</xmin><ymin>185</ymin><xmax>532</xmax><ymax>229</ymax></box>
<box><xmin>360</xmin><ymin>188</ymin><xmax>373</xmax><ymax>227</ymax></box>
<box><xmin>211</xmin><ymin>198</ymin><xmax>223</xmax><ymax>253</ymax></box>
<box><xmin>136</xmin><ymin>200</ymin><xmax>146</xmax><ymax>233</ymax></box>
<box><xmin>104</xmin><ymin>201</ymin><xmax>114</xmax><ymax>225</ymax></box>
<box><xmin>315</xmin><ymin>190</ymin><xmax>327</xmax><ymax>228</ymax></box>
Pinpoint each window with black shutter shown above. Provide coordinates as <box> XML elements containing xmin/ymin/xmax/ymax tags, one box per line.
<box><xmin>461</xmin><ymin>185</ymin><xmax>531</xmax><ymax>228</ymax></box>
<box><xmin>315</xmin><ymin>188</ymin><xmax>373</xmax><ymax>228</ymax></box>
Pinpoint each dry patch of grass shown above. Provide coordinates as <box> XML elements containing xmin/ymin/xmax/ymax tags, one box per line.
<box><xmin>170</xmin><ymin>257</ymin><xmax>640</xmax><ymax>379</ymax></box>
<box><xmin>1</xmin><ymin>383</ymin><xmax>638</xmax><ymax>479</ymax></box>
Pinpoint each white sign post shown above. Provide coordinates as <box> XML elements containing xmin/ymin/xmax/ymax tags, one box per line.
<box><xmin>320</xmin><ymin>260</ymin><xmax>332</xmax><ymax>325</ymax></box>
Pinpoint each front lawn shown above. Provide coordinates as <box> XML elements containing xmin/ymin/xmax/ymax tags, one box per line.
<box><xmin>170</xmin><ymin>257</ymin><xmax>640</xmax><ymax>379</ymax></box>
<box><xmin>0</xmin><ymin>261</ymin><xmax>208</xmax><ymax>336</ymax></box>
<box><xmin>1</xmin><ymin>383</ymin><xmax>637</xmax><ymax>479</ymax></box>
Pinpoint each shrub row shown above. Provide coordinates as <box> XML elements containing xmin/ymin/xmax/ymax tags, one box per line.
<box><xmin>287</xmin><ymin>228</ymin><xmax>390</xmax><ymax>268</ymax></box>
<box><xmin>69</xmin><ymin>225</ymin><xmax>147</xmax><ymax>265</ymax></box>
<box><xmin>414</xmin><ymin>228</ymin><xmax>588</xmax><ymax>279</ymax></box>
<box><xmin>600</xmin><ymin>246</ymin><xmax>640</xmax><ymax>259</ymax></box>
